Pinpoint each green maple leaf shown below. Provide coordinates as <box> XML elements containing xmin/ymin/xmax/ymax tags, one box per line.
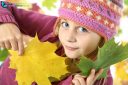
<box><xmin>77</xmin><ymin>38</ymin><xmax>128</xmax><ymax>79</ymax></box>
<box><xmin>42</xmin><ymin>0</ymin><xmax>58</xmax><ymax>10</ymax></box>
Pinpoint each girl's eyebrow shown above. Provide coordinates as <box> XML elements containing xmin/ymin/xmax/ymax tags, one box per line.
<box><xmin>61</xmin><ymin>19</ymin><xmax>68</xmax><ymax>22</ymax></box>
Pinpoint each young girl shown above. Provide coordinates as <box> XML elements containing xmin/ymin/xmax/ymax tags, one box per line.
<box><xmin>0</xmin><ymin>0</ymin><xmax>123</xmax><ymax>85</ymax></box>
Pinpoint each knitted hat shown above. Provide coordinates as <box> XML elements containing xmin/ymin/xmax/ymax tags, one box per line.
<box><xmin>55</xmin><ymin>0</ymin><xmax>123</xmax><ymax>41</ymax></box>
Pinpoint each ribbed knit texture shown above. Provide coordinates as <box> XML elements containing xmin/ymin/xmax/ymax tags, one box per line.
<box><xmin>57</xmin><ymin>0</ymin><xmax>123</xmax><ymax>41</ymax></box>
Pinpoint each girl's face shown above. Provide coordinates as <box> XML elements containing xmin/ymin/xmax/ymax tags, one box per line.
<box><xmin>58</xmin><ymin>19</ymin><xmax>101</xmax><ymax>59</ymax></box>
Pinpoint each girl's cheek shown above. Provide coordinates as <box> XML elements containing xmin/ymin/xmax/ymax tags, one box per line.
<box><xmin>78</xmin><ymin>39</ymin><xmax>92</xmax><ymax>55</ymax></box>
<box><xmin>59</xmin><ymin>29</ymin><xmax>67</xmax><ymax>38</ymax></box>
<box><xmin>58</xmin><ymin>30</ymin><xmax>65</xmax><ymax>43</ymax></box>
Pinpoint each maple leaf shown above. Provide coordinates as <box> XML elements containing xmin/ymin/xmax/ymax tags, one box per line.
<box><xmin>115</xmin><ymin>60</ymin><xmax>128</xmax><ymax>80</ymax></box>
<box><xmin>9</xmin><ymin>36</ymin><xmax>71</xmax><ymax>85</ymax></box>
<box><xmin>77</xmin><ymin>38</ymin><xmax>128</xmax><ymax>79</ymax></box>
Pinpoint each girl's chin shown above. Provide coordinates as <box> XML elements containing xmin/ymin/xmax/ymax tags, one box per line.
<box><xmin>64</xmin><ymin>49</ymin><xmax>80</xmax><ymax>59</ymax></box>
<box><xmin>67</xmin><ymin>56</ymin><xmax>78</xmax><ymax>59</ymax></box>
<box><xmin>65</xmin><ymin>53</ymin><xmax>80</xmax><ymax>59</ymax></box>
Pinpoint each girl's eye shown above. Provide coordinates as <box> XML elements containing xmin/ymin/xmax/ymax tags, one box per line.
<box><xmin>78</xmin><ymin>27</ymin><xmax>88</xmax><ymax>32</ymax></box>
<box><xmin>61</xmin><ymin>22</ymin><xmax>69</xmax><ymax>28</ymax></box>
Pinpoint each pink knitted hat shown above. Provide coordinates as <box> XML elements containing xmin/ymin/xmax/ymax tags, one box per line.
<box><xmin>56</xmin><ymin>0</ymin><xmax>123</xmax><ymax>41</ymax></box>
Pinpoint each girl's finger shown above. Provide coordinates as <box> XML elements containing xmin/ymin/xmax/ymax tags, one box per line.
<box><xmin>9</xmin><ymin>38</ymin><xmax>18</xmax><ymax>51</ymax></box>
<box><xmin>73</xmin><ymin>73</ymin><xmax>86</xmax><ymax>78</ymax></box>
<box><xmin>0</xmin><ymin>41</ymin><xmax>5</xmax><ymax>48</ymax></box>
<box><xmin>86</xmin><ymin>69</ymin><xmax>96</xmax><ymax>85</ymax></box>
<box><xmin>72</xmin><ymin>79</ymin><xmax>81</xmax><ymax>85</ymax></box>
<box><xmin>94</xmin><ymin>69</ymin><xmax>104</xmax><ymax>81</ymax></box>
<box><xmin>74</xmin><ymin>74</ymin><xmax>86</xmax><ymax>85</ymax></box>
<box><xmin>17</xmin><ymin>37</ymin><xmax>24</xmax><ymax>55</ymax></box>
<box><xmin>88</xmin><ymin>69</ymin><xmax>95</xmax><ymax>79</ymax></box>
<box><xmin>5</xmin><ymin>40</ymin><xmax>11</xmax><ymax>49</ymax></box>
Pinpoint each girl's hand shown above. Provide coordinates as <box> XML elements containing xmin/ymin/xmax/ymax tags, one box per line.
<box><xmin>0</xmin><ymin>23</ymin><xmax>24</xmax><ymax>55</ymax></box>
<box><xmin>72</xmin><ymin>69</ymin><xmax>103</xmax><ymax>85</ymax></box>
<box><xmin>22</xmin><ymin>34</ymin><xmax>33</xmax><ymax>48</ymax></box>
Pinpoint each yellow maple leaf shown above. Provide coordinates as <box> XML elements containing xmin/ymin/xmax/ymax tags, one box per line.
<box><xmin>115</xmin><ymin>61</ymin><xmax>128</xmax><ymax>81</ymax></box>
<box><xmin>9</xmin><ymin>36</ymin><xmax>72</xmax><ymax>85</ymax></box>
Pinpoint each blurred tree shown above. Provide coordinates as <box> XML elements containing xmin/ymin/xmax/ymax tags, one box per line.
<box><xmin>42</xmin><ymin>0</ymin><xmax>58</xmax><ymax>10</ymax></box>
<box><xmin>0</xmin><ymin>49</ymin><xmax>9</xmax><ymax>61</ymax></box>
<box><xmin>124</xmin><ymin>0</ymin><xmax>128</xmax><ymax>5</ymax></box>
<box><xmin>123</xmin><ymin>0</ymin><xmax>128</xmax><ymax>16</ymax></box>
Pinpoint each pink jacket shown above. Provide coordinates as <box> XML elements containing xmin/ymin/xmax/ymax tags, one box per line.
<box><xmin>0</xmin><ymin>1</ymin><xmax>113</xmax><ymax>85</ymax></box>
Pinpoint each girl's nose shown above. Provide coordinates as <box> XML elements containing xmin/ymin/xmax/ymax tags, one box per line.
<box><xmin>66</xmin><ymin>30</ymin><xmax>76</xmax><ymax>42</ymax></box>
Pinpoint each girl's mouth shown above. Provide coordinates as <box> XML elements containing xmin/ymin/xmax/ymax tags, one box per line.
<box><xmin>65</xmin><ymin>45</ymin><xmax>79</xmax><ymax>51</ymax></box>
